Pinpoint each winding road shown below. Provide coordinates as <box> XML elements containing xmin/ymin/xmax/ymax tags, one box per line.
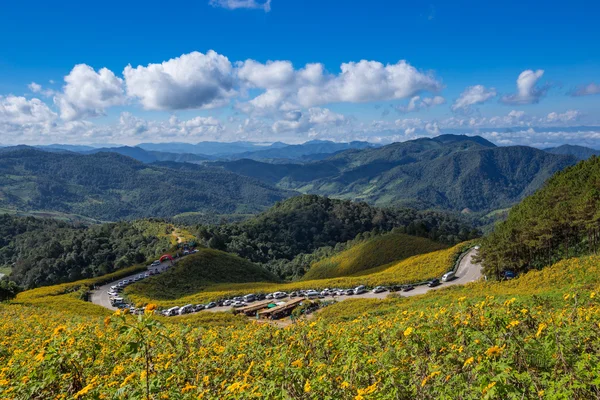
<box><xmin>90</xmin><ymin>248</ymin><xmax>482</xmax><ymax>313</ymax></box>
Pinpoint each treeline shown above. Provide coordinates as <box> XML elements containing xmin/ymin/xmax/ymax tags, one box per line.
<box><xmin>0</xmin><ymin>215</ymin><xmax>175</xmax><ymax>289</ymax></box>
<box><xmin>479</xmin><ymin>156</ymin><xmax>600</xmax><ymax>278</ymax></box>
<box><xmin>196</xmin><ymin>195</ymin><xmax>480</xmax><ymax>279</ymax></box>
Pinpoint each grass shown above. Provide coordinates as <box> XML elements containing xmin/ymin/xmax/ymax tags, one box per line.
<box><xmin>0</xmin><ymin>266</ymin><xmax>11</xmax><ymax>276</ymax></box>
<box><xmin>301</xmin><ymin>232</ymin><xmax>447</xmax><ymax>280</ymax></box>
<box><xmin>125</xmin><ymin>249</ymin><xmax>279</xmax><ymax>301</ymax></box>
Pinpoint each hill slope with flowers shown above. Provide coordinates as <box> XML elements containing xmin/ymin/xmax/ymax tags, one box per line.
<box><xmin>1</xmin><ymin>249</ymin><xmax>600</xmax><ymax>398</ymax></box>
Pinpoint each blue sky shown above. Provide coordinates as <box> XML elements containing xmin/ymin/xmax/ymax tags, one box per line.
<box><xmin>0</xmin><ymin>0</ymin><xmax>599</xmax><ymax>147</ymax></box>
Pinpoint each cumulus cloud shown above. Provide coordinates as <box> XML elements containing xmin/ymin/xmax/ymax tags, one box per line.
<box><xmin>272</xmin><ymin>107</ymin><xmax>346</xmax><ymax>134</ymax></box>
<box><xmin>545</xmin><ymin>110</ymin><xmax>582</xmax><ymax>123</ymax></box>
<box><xmin>236</xmin><ymin>59</ymin><xmax>442</xmax><ymax>115</ymax></box>
<box><xmin>0</xmin><ymin>95</ymin><xmax>57</xmax><ymax>125</ymax></box>
<box><xmin>209</xmin><ymin>0</ymin><xmax>271</xmax><ymax>12</ymax></box>
<box><xmin>451</xmin><ymin>85</ymin><xmax>496</xmax><ymax>112</ymax></box>
<box><xmin>123</xmin><ymin>51</ymin><xmax>235</xmax><ymax>111</ymax></box>
<box><xmin>54</xmin><ymin>64</ymin><xmax>126</xmax><ymax>120</ymax></box>
<box><xmin>569</xmin><ymin>83</ymin><xmax>600</xmax><ymax>97</ymax></box>
<box><xmin>395</xmin><ymin>95</ymin><xmax>445</xmax><ymax>113</ymax></box>
<box><xmin>28</xmin><ymin>82</ymin><xmax>42</xmax><ymax>93</ymax></box>
<box><xmin>501</xmin><ymin>69</ymin><xmax>548</xmax><ymax>105</ymax></box>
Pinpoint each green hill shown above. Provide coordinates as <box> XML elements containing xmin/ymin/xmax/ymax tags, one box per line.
<box><xmin>198</xmin><ymin>195</ymin><xmax>479</xmax><ymax>279</ymax></box>
<box><xmin>214</xmin><ymin>135</ymin><xmax>576</xmax><ymax>212</ymax></box>
<box><xmin>301</xmin><ymin>232</ymin><xmax>447</xmax><ymax>280</ymax></box>
<box><xmin>0</xmin><ymin>148</ymin><xmax>292</xmax><ymax>221</ymax></box>
<box><xmin>125</xmin><ymin>248</ymin><xmax>278</xmax><ymax>301</ymax></box>
<box><xmin>480</xmin><ymin>155</ymin><xmax>600</xmax><ymax>278</ymax></box>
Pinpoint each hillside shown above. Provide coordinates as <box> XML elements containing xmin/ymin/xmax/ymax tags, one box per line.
<box><xmin>198</xmin><ymin>195</ymin><xmax>479</xmax><ymax>279</ymax></box>
<box><xmin>126</xmin><ymin>248</ymin><xmax>278</xmax><ymax>300</ymax></box>
<box><xmin>0</xmin><ymin>215</ymin><xmax>176</xmax><ymax>289</ymax></box>
<box><xmin>544</xmin><ymin>144</ymin><xmax>600</xmax><ymax>160</ymax></box>
<box><xmin>0</xmin><ymin>148</ymin><xmax>292</xmax><ymax>221</ymax></box>
<box><xmin>214</xmin><ymin>135</ymin><xmax>576</xmax><ymax>212</ymax></box>
<box><xmin>228</xmin><ymin>140</ymin><xmax>376</xmax><ymax>161</ymax></box>
<box><xmin>479</xmin><ymin>155</ymin><xmax>600</xmax><ymax>277</ymax></box>
<box><xmin>301</xmin><ymin>232</ymin><xmax>447</xmax><ymax>280</ymax></box>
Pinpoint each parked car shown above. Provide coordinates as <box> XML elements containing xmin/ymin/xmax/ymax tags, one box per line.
<box><xmin>441</xmin><ymin>271</ymin><xmax>455</xmax><ymax>282</ymax></box>
<box><xmin>166</xmin><ymin>307</ymin><xmax>180</xmax><ymax>316</ymax></box>
<box><xmin>273</xmin><ymin>292</ymin><xmax>287</xmax><ymax>299</ymax></box>
<box><xmin>354</xmin><ymin>285</ymin><xmax>367</xmax><ymax>295</ymax></box>
<box><xmin>503</xmin><ymin>270</ymin><xmax>516</xmax><ymax>280</ymax></box>
<box><xmin>305</xmin><ymin>290</ymin><xmax>320</xmax><ymax>298</ymax></box>
<box><xmin>205</xmin><ymin>302</ymin><xmax>217</xmax><ymax>309</ymax></box>
<box><xmin>289</xmin><ymin>292</ymin><xmax>298</xmax><ymax>298</ymax></box>
<box><xmin>223</xmin><ymin>300</ymin><xmax>233</xmax><ymax>306</ymax></box>
<box><xmin>243</xmin><ymin>294</ymin><xmax>256</xmax><ymax>303</ymax></box>
<box><xmin>265</xmin><ymin>293</ymin><xmax>274</xmax><ymax>300</ymax></box>
<box><xmin>232</xmin><ymin>301</ymin><xmax>246</xmax><ymax>308</ymax></box>
<box><xmin>256</xmin><ymin>293</ymin><xmax>266</xmax><ymax>300</ymax></box>
<box><xmin>345</xmin><ymin>289</ymin><xmax>355</xmax><ymax>295</ymax></box>
<box><xmin>372</xmin><ymin>286</ymin><xmax>387</xmax><ymax>293</ymax></box>
<box><xmin>179</xmin><ymin>304</ymin><xmax>194</xmax><ymax>315</ymax></box>
<box><xmin>402</xmin><ymin>284</ymin><xmax>415</xmax><ymax>292</ymax></box>
<box><xmin>233</xmin><ymin>296</ymin><xmax>243</xmax><ymax>302</ymax></box>
<box><xmin>427</xmin><ymin>278</ymin><xmax>440</xmax><ymax>287</ymax></box>
<box><xmin>151</xmin><ymin>260</ymin><xmax>161</xmax><ymax>267</ymax></box>
<box><xmin>193</xmin><ymin>304</ymin><xmax>204</xmax><ymax>312</ymax></box>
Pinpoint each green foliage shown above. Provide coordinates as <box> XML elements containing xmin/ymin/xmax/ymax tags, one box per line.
<box><xmin>301</xmin><ymin>231</ymin><xmax>447</xmax><ymax>280</ymax></box>
<box><xmin>0</xmin><ymin>148</ymin><xmax>291</xmax><ymax>221</ymax></box>
<box><xmin>0</xmin><ymin>214</ymin><xmax>175</xmax><ymax>289</ymax></box>
<box><xmin>125</xmin><ymin>248</ymin><xmax>278</xmax><ymax>301</ymax></box>
<box><xmin>0</xmin><ymin>279</ymin><xmax>21</xmax><ymax>301</ymax></box>
<box><xmin>479</xmin><ymin>156</ymin><xmax>600</xmax><ymax>278</ymax></box>
<box><xmin>197</xmin><ymin>195</ymin><xmax>479</xmax><ymax>279</ymax></box>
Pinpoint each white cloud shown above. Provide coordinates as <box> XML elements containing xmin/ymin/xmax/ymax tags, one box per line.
<box><xmin>501</xmin><ymin>69</ymin><xmax>548</xmax><ymax>105</ymax></box>
<box><xmin>451</xmin><ymin>85</ymin><xmax>496</xmax><ymax>112</ymax></box>
<box><xmin>545</xmin><ymin>110</ymin><xmax>582</xmax><ymax>123</ymax></box>
<box><xmin>396</xmin><ymin>95</ymin><xmax>445</xmax><ymax>113</ymax></box>
<box><xmin>236</xmin><ymin>59</ymin><xmax>442</xmax><ymax>115</ymax></box>
<box><xmin>272</xmin><ymin>107</ymin><xmax>346</xmax><ymax>134</ymax></box>
<box><xmin>570</xmin><ymin>83</ymin><xmax>600</xmax><ymax>97</ymax></box>
<box><xmin>209</xmin><ymin>0</ymin><xmax>271</xmax><ymax>12</ymax></box>
<box><xmin>0</xmin><ymin>95</ymin><xmax>57</xmax><ymax>125</ymax></box>
<box><xmin>28</xmin><ymin>82</ymin><xmax>42</xmax><ymax>93</ymax></box>
<box><xmin>54</xmin><ymin>64</ymin><xmax>126</xmax><ymax>120</ymax></box>
<box><xmin>123</xmin><ymin>51</ymin><xmax>235</xmax><ymax>111</ymax></box>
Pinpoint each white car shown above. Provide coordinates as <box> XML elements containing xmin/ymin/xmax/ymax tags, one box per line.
<box><xmin>273</xmin><ymin>292</ymin><xmax>287</xmax><ymax>299</ymax></box>
<box><xmin>442</xmin><ymin>271</ymin><xmax>456</xmax><ymax>282</ymax></box>
<box><xmin>232</xmin><ymin>301</ymin><xmax>246</xmax><ymax>308</ymax></box>
<box><xmin>305</xmin><ymin>290</ymin><xmax>319</xmax><ymax>298</ymax></box>
<box><xmin>151</xmin><ymin>260</ymin><xmax>161</xmax><ymax>267</ymax></box>
<box><xmin>372</xmin><ymin>286</ymin><xmax>387</xmax><ymax>293</ymax></box>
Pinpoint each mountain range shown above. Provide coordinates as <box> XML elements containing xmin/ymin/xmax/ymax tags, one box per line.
<box><xmin>213</xmin><ymin>135</ymin><xmax>578</xmax><ymax>213</ymax></box>
<box><xmin>0</xmin><ymin>148</ymin><xmax>291</xmax><ymax>221</ymax></box>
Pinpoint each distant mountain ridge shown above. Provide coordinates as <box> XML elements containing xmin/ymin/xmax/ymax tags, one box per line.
<box><xmin>544</xmin><ymin>144</ymin><xmax>600</xmax><ymax>160</ymax></box>
<box><xmin>213</xmin><ymin>134</ymin><xmax>577</xmax><ymax>213</ymax></box>
<box><xmin>0</xmin><ymin>148</ymin><xmax>292</xmax><ymax>221</ymax></box>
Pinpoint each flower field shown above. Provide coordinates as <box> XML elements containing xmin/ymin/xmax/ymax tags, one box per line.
<box><xmin>2</xmin><ymin>249</ymin><xmax>600</xmax><ymax>398</ymax></box>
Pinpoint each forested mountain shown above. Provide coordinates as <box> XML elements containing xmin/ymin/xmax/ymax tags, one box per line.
<box><xmin>0</xmin><ymin>215</ymin><xmax>175</xmax><ymax>289</ymax></box>
<box><xmin>85</xmin><ymin>146</ymin><xmax>210</xmax><ymax>163</ymax></box>
<box><xmin>0</xmin><ymin>148</ymin><xmax>292</xmax><ymax>221</ymax></box>
<box><xmin>137</xmin><ymin>141</ymin><xmax>282</xmax><ymax>156</ymax></box>
<box><xmin>544</xmin><ymin>144</ymin><xmax>600</xmax><ymax>160</ymax></box>
<box><xmin>196</xmin><ymin>195</ymin><xmax>480</xmax><ymax>279</ymax></box>
<box><xmin>214</xmin><ymin>135</ymin><xmax>577</xmax><ymax>213</ymax></box>
<box><xmin>479</xmin><ymin>156</ymin><xmax>600</xmax><ymax>278</ymax></box>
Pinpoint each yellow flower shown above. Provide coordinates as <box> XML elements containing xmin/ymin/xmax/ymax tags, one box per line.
<box><xmin>590</xmin><ymin>292</ymin><xmax>596</xmax><ymax>299</ymax></box>
<box><xmin>120</xmin><ymin>372</ymin><xmax>136</xmax><ymax>388</ymax></box>
<box><xmin>341</xmin><ymin>381</ymin><xmax>351</xmax><ymax>389</ymax></box>
<box><xmin>182</xmin><ymin>383</ymin><xmax>197</xmax><ymax>393</ymax></box>
<box><xmin>53</xmin><ymin>325</ymin><xmax>67</xmax><ymax>336</ymax></box>
<box><xmin>403</xmin><ymin>327</ymin><xmax>414</xmax><ymax>337</ymax></box>
<box><xmin>304</xmin><ymin>380</ymin><xmax>311</xmax><ymax>393</ymax></box>
<box><xmin>485</xmin><ymin>345</ymin><xmax>503</xmax><ymax>358</ymax></box>
<box><xmin>463</xmin><ymin>357</ymin><xmax>475</xmax><ymax>368</ymax></box>
<box><xmin>103</xmin><ymin>316</ymin><xmax>111</xmax><ymax>327</ymax></box>
<box><xmin>140</xmin><ymin>370</ymin><xmax>147</xmax><ymax>382</ymax></box>
<box><xmin>536</xmin><ymin>323</ymin><xmax>548</xmax><ymax>338</ymax></box>
<box><xmin>507</xmin><ymin>320</ymin><xmax>520</xmax><ymax>329</ymax></box>
<box><xmin>73</xmin><ymin>383</ymin><xmax>94</xmax><ymax>399</ymax></box>
<box><xmin>144</xmin><ymin>303</ymin><xmax>158</xmax><ymax>314</ymax></box>
<box><xmin>482</xmin><ymin>381</ymin><xmax>496</xmax><ymax>394</ymax></box>
<box><xmin>291</xmin><ymin>359</ymin><xmax>303</xmax><ymax>368</ymax></box>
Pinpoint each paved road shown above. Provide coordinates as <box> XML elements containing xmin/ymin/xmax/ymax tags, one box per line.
<box><xmin>90</xmin><ymin>260</ymin><xmax>175</xmax><ymax>310</ymax></box>
<box><xmin>203</xmin><ymin>247</ymin><xmax>482</xmax><ymax>313</ymax></box>
<box><xmin>90</xmin><ymin>248</ymin><xmax>482</xmax><ymax>313</ymax></box>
